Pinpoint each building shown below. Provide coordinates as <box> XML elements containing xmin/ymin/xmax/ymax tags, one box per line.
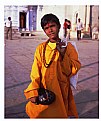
<box><xmin>4</xmin><ymin>5</ymin><xmax>37</xmax><ymax>31</ymax></box>
<box><xmin>4</xmin><ymin>5</ymin><xmax>99</xmax><ymax>38</ymax></box>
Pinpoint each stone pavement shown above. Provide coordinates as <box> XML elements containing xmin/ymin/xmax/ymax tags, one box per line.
<box><xmin>5</xmin><ymin>32</ymin><xmax>99</xmax><ymax>118</ymax></box>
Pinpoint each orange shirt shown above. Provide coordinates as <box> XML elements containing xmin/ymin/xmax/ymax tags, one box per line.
<box><xmin>24</xmin><ymin>41</ymin><xmax>81</xmax><ymax>118</ymax></box>
<box><xmin>63</xmin><ymin>22</ymin><xmax>68</xmax><ymax>29</ymax></box>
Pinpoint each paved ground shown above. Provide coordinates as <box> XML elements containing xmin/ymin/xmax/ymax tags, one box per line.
<box><xmin>5</xmin><ymin>32</ymin><xmax>99</xmax><ymax>118</ymax></box>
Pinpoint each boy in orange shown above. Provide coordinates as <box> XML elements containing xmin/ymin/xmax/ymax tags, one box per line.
<box><xmin>24</xmin><ymin>13</ymin><xmax>81</xmax><ymax>118</ymax></box>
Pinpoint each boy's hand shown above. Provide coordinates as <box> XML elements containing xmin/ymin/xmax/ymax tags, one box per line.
<box><xmin>29</xmin><ymin>97</ymin><xmax>38</xmax><ymax>103</ymax></box>
<box><xmin>56</xmin><ymin>42</ymin><xmax>66</xmax><ymax>57</ymax></box>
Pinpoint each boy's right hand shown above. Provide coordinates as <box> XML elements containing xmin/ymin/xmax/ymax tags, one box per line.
<box><xmin>29</xmin><ymin>96</ymin><xmax>38</xmax><ymax>103</ymax></box>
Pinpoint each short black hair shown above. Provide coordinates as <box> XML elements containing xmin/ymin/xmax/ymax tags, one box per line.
<box><xmin>8</xmin><ymin>17</ymin><xmax>11</xmax><ymax>20</ymax></box>
<box><xmin>65</xmin><ymin>19</ymin><xmax>67</xmax><ymax>22</ymax></box>
<box><xmin>78</xmin><ymin>18</ymin><xmax>80</xmax><ymax>21</ymax></box>
<box><xmin>41</xmin><ymin>13</ymin><xmax>60</xmax><ymax>29</ymax></box>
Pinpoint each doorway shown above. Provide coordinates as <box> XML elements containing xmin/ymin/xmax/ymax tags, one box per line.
<box><xmin>19</xmin><ymin>12</ymin><xmax>26</xmax><ymax>30</ymax></box>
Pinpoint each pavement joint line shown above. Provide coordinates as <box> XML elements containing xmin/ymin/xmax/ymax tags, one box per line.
<box><xmin>76</xmin><ymin>99</ymin><xmax>98</xmax><ymax>104</ymax></box>
<box><xmin>81</xmin><ymin>61</ymin><xmax>99</xmax><ymax>68</ymax></box>
<box><xmin>10</xmin><ymin>56</ymin><xmax>31</xmax><ymax>70</ymax></box>
<box><xmin>78</xmin><ymin>73</ymin><xmax>99</xmax><ymax>84</ymax></box>
<box><xmin>5</xmin><ymin>80</ymin><xmax>31</xmax><ymax>90</ymax></box>
<box><xmin>5</xmin><ymin>111</ymin><xmax>26</xmax><ymax>116</ymax></box>
<box><xmin>5</xmin><ymin>74</ymin><xmax>98</xmax><ymax>90</ymax></box>
<box><xmin>5</xmin><ymin>73</ymin><xmax>99</xmax><ymax>89</ymax></box>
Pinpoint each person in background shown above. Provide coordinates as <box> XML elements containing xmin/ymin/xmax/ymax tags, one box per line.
<box><xmin>67</xmin><ymin>20</ymin><xmax>71</xmax><ymax>40</ymax></box>
<box><xmin>5</xmin><ymin>17</ymin><xmax>12</xmax><ymax>40</ymax></box>
<box><xmin>76</xmin><ymin>18</ymin><xmax>83</xmax><ymax>40</ymax></box>
<box><xmin>24</xmin><ymin>13</ymin><xmax>81</xmax><ymax>118</ymax></box>
<box><xmin>63</xmin><ymin>19</ymin><xmax>68</xmax><ymax>38</ymax></box>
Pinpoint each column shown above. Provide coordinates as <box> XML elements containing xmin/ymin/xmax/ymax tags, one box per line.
<box><xmin>86</xmin><ymin>5</ymin><xmax>90</xmax><ymax>32</ymax></box>
<box><xmin>29</xmin><ymin>6</ymin><xmax>33</xmax><ymax>31</ymax></box>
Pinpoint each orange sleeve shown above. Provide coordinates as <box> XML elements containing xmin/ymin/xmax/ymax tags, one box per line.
<box><xmin>61</xmin><ymin>42</ymin><xmax>81</xmax><ymax>77</ymax></box>
<box><xmin>24</xmin><ymin>88</ymin><xmax>38</xmax><ymax>100</ymax></box>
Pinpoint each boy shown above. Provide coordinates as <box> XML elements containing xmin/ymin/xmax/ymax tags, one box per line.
<box><xmin>24</xmin><ymin>13</ymin><xmax>81</xmax><ymax>118</ymax></box>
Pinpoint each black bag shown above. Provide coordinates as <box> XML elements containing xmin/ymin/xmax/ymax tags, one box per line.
<box><xmin>36</xmin><ymin>88</ymin><xmax>56</xmax><ymax>105</ymax></box>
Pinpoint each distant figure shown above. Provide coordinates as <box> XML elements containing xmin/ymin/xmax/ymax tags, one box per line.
<box><xmin>63</xmin><ymin>19</ymin><xmax>68</xmax><ymax>38</ymax></box>
<box><xmin>67</xmin><ymin>20</ymin><xmax>71</xmax><ymax>39</ymax></box>
<box><xmin>63</xmin><ymin>19</ymin><xmax>71</xmax><ymax>40</ymax></box>
<box><xmin>76</xmin><ymin>18</ymin><xmax>83</xmax><ymax>40</ymax></box>
<box><xmin>5</xmin><ymin>17</ymin><xmax>12</xmax><ymax>40</ymax></box>
<box><xmin>92</xmin><ymin>26</ymin><xmax>99</xmax><ymax>40</ymax></box>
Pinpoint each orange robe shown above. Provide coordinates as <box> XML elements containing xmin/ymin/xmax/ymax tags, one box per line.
<box><xmin>24</xmin><ymin>41</ymin><xmax>81</xmax><ymax>118</ymax></box>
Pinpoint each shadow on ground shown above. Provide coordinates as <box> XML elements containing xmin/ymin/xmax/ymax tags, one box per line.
<box><xmin>5</xmin><ymin>101</ymin><xmax>29</xmax><ymax>118</ymax></box>
<box><xmin>5</xmin><ymin>89</ymin><xmax>99</xmax><ymax>118</ymax></box>
<box><xmin>74</xmin><ymin>89</ymin><xmax>99</xmax><ymax>118</ymax></box>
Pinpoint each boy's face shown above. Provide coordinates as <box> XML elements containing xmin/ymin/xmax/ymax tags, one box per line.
<box><xmin>43</xmin><ymin>22</ymin><xmax>60</xmax><ymax>42</ymax></box>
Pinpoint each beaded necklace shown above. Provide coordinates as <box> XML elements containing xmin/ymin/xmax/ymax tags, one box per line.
<box><xmin>43</xmin><ymin>41</ymin><xmax>57</xmax><ymax>68</ymax></box>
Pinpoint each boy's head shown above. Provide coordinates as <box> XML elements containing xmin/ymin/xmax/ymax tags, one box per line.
<box><xmin>41</xmin><ymin>13</ymin><xmax>61</xmax><ymax>30</ymax></box>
